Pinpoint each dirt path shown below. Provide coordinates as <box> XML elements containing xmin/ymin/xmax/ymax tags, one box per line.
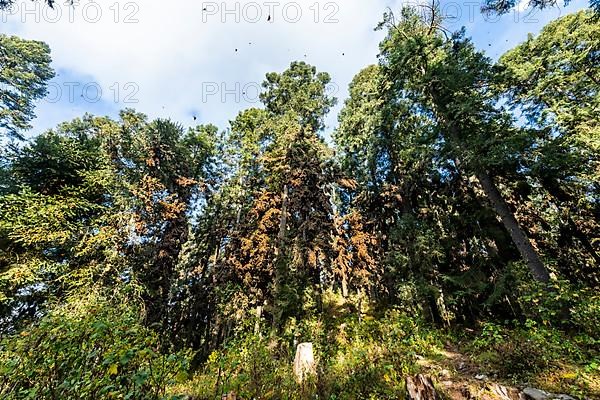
<box><xmin>412</xmin><ymin>344</ymin><xmax>570</xmax><ymax>400</ymax></box>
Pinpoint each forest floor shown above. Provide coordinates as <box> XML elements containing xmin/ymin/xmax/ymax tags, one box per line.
<box><xmin>414</xmin><ymin>340</ymin><xmax>600</xmax><ymax>400</ymax></box>
<box><xmin>171</xmin><ymin>324</ymin><xmax>600</xmax><ymax>400</ymax></box>
<box><xmin>168</xmin><ymin>295</ymin><xmax>599</xmax><ymax>399</ymax></box>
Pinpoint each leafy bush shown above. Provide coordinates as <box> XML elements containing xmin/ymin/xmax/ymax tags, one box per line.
<box><xmin>0</xmin><ymin>287</ymin><xmax>191</xmax><ymax>400</ymax></box>
<box><xmin>173</xmin><ymin>333</ymin><xmax>300</xmax><ymax>400</ymax></box>
<box><xmin>509</xmin><ymin>261</ymin><xmax>600</xmax><ymax>338</ymax></box>
<box><xmin>471</xmin><ymin>319</ymin><xmax>598</xmax><ymax>379</ymax></box>
<box><xmin>317</xmin><ymin>308</ymin><xmax>440</xmax><ymax>399</ymax></box>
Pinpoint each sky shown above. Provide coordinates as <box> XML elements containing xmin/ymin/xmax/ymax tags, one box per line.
<box><xmin>0</xmin><ymin>0</ymin><xmax>588</xmax><ymax>140</ymax></box>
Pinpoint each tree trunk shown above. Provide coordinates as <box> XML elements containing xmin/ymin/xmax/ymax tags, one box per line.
<box><xmin>476</xmin><ymin>171</ymin><xmax>550</xmax><ymax>283</ymax></box>
<box><xmin>275</xmin><ymin>184</ymin><xmax>289</xmax><ymax>258</ymax></box>
<box><xmin>293</xmin><ymin>342</ymin><xmax>316</xmax><ymax>383</ymax></box>
<box><xmin>427</xmin><ymin>88</ymin><xmax>551</xmax><ymax>284</ymax></box>
<box><xmin>272</xmin><ymin>184</ymin><xmax>289</xmax><ymax>329</ymax></box>
<box><xmin>341</xmin><ymin>274</ymin><xmax>348</xmax><ymax>298</ymax></box>
<box><xmin>406</xmin><ymin>374</ymin><xmax>441</xmax><ymax>400</ymax></box>
<box><xmin>254</xmin><ymin>305</ymin><xmax>263</xmax><ymax>335</ymax></box>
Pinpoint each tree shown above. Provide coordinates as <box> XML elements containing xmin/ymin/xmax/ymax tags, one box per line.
<box><xmin>0</xmin><ymin>35</ymin><xmax>54</xmax><ymax>140</ymax></box>
<box><xmin>499</xmin><ymin>9</ymin><xmax>600</xmax><ymax>281</ymax></box>
<box><xmin>336</xmin><ymin>64</ymin><xmax>519</xmax><ymax>321</ymax></box>
<box><xmin>98</xmin><ymin>110</ymin><xmax>217</xmax><ymax>330</ymax></box>
<box><xmin>500</xmin><ymin>10</ymin><xmax>599</xmax><ymax>187</ymax></box>
<box><xmin>0</xmin><ymin>110</ymin><xmax>219</xmax><ymax>338</ymax></box>
<box><xmin>377</xmin><ymin>8</ymin><xmax>552</xmax><ymax>282</ymax></box>
<box><xmin>334</xmin><ymin>64</ymin><xmax>438</xmax><ymax>302</ymax></box>
<box><xmin>0</xmin><ymin>115</ymin><xmax>115</xmax><ymax>331</ymax></box>
<box><xmin>202</xmin><ymin>62</ymin><xmax>341</xmax><ymax>332</ymax></box>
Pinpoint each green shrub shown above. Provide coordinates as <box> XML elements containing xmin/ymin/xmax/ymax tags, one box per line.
<box><xmin>512</xmin><ymin>262</ymin><xmax>600</xmax><ymax>340</ymax></box>
<box><xmin>318</xmin><ymin>309</ymin><xmax>440</xmax><ymax>399</ymax></box>
<box><xmin>0</xmin><ymin>287</ymin><xmax>191</xmax><ymax>400</ymax></box>
<box><xmin>175</xmin><ymin>333</ymin><xmax>301</xmax><ymax>400</ymax></box>
<box><xmin>471</xmin><ymin>319</ymin><xmax>598</xmax><ymax>379</ymax></box>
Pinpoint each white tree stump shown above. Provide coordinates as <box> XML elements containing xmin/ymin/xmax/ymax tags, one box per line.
<box><xmin>293</xmin><ymin>342</ymin><xmax>316</xmax><ymax>383</ymax></box>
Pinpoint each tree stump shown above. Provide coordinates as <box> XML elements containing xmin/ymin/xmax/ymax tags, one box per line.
<box><xmin>293</xmin><ymin>342</ymin><xmax>316</xmax><ymax>383</ymax></box>
<box><xmin>488</xmin><ymin>383</ymin><xmax>522</xmax><ymax>400</ymax></box>
<box><xmin>406</xmin><ymin>374</ymin><xmax>441</xmax><ymax>400</ymax></box>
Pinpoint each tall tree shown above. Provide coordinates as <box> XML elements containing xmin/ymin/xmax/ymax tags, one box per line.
<box><xmin>500</xmin><ymin>10</ymin><xmax>599</xmax><ymax>187</ymax></box>
<box><xmin>100</xmin><ymin>110</ymin><xmax>217</xmax><ymax>329</ymax></box>
<box><xmin>210</xmin><ymin>62</ymin><xmax>340</xmax><ymax>331</ymax></box>
<box><xmin>0</xmin><ymin>115</ymin><xmax>117</xmax><ymax>331</ymax></box>
<box><xmin>0</xmin><ymin>35</ymin><xmax>54</xmax><ymax>140</ymax></box>
<box><xmin>336</xmin><ymin>64</ymin><xmax>518</xmax><ymax>321</ymax></box>
<box><xmin>377</xmin><ymin>8</ymin><xmax>552</xmax><ymax>282</ymax></box>
<box><xmin>499</xmin><ymin>9</ymin><xmax>599</xmax><ymax>281</ymax></box>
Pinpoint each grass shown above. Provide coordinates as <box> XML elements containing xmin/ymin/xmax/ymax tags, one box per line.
<box><xmin>167</xmin><ymin>292</ymin><xmax>600</xmax><ymax>399</ymax></box>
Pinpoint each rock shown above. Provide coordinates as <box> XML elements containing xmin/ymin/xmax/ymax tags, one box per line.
<box><xmin>293</xmin><ymin>342</ymin><xmax>316</xmax><ymax>383</ymax></box>
<box><xmin>523</xmin><ymin>388</ymin><xmax>551</xmax><ymax>400</ymax></box>
<box><xmin>475</xmin><ymin>373</ymin><xmax>488</xmax><ymax>380</ymax></box>
<box><xmin>406</xmin><ymin>374</ymin><xmax>442</xmax><ymax>400</ymax></box>
<box><xmin>521</xmin><ymin>389</ymin><xmax>577</xmax><ymax>400</ymax></box>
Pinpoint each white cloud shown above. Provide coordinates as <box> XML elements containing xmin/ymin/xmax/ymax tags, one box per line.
<box><xmin>2</xmin><ymin>0</ymin><xmax>402</xmax><ymax>135</ymax></box>
<box><xmin>0</xmin><ymin>0</ymin><xmax>589</xmax><ymax>138</ymax></box>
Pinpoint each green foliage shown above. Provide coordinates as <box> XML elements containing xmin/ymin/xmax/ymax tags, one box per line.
<box><xmin>466</xmin><ymin>267</ymin><xmax>600</xmax><ymax>385</ymax></box>
<box><xmin>514</xmin><ymin>267</ymin><xmax>600</xmax><ymax>339</ymax></box>
<box><xmin>173</xmin><ymin>301</ymin><xmax>441</xmax><ymax>400</ymax></box>
<box><xmin>0</xmin><ymin>187</ymin><xmax>99</xmax><ymax>308</ymax></box>
<box><xmin>261</xmin><ymin>61</ymin><xmax>336</xmax><ymax>132</ymax></box>
<box><xmin>500</xmin><ymin>10</ymin><xmax>600</xmax><ymax>187</ymax></box>
<box><xmin>179</xmin><ymin>333</ymin><xmax>298</xmax><ymax>400</ymax></box>
<box><xmin>469</xmin><ymin>319</ymin><xmax>598</xmax><ymax>381</ymax></box>
<box><xmin>0</xmin><ymin>35</ymin><xmax>54</xmax><ymax>139</ymax></box>
<box><xmin>9</xmin><ymin>120</ymin><xmax>105</xmax><ymax>195</ymax></box>
<box><xmin>317</xmin><ymin>308</ymin><xmax>440</xmax><ymax>399</ymax></box>
<box><xmin>0</xmin><ymin>117</ymin><xmax>121</xmax><ymax>329</ymax></box>
<box><xmin>0</xmin><ymin>287</ymin><xmax>192</xmax><ymax>400</ymax></box>
<box><xmin>1</xmin><ymin>9</ymin><xmax>599</xmax><ymax>399</ymax></box>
